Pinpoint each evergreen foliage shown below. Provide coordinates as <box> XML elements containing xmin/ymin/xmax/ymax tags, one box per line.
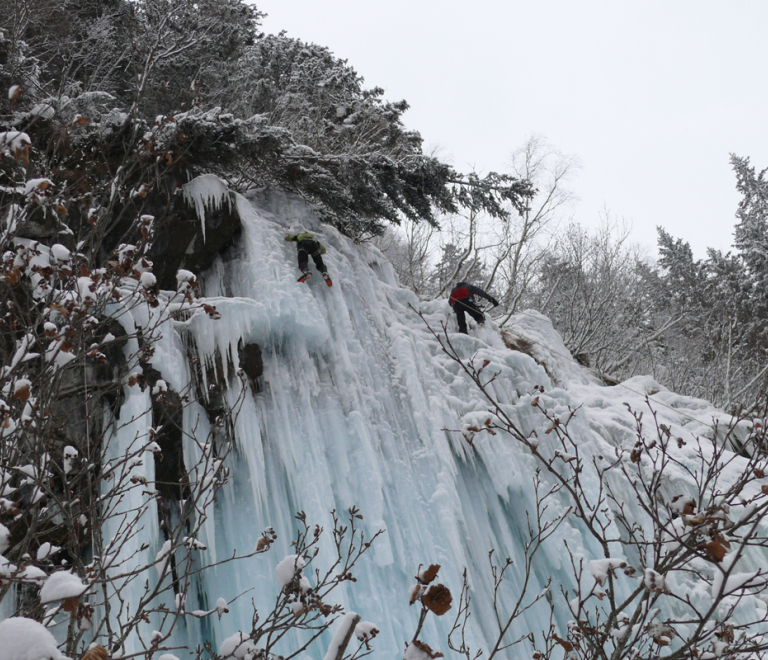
<box><xmin>0</xmin><ymin>2</ymin><xmax>531</xmax><ymax>240</ymax></box>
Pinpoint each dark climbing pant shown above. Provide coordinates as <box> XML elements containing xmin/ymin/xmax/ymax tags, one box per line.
<box><xmin>454</xmin><ymin>299</ymin><xmax>485</xmax><ymax>334</ymax></box>
<box><xmin>297</xmin><ymin>239</ymin><xmax>326</xmax><ymax>274</ymax></box>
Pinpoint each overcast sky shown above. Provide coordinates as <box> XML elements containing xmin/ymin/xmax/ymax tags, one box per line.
<box><xmin>258</xmin><ymin>1</ymin><xmax>768</xmax><ymax>258</ymax></box>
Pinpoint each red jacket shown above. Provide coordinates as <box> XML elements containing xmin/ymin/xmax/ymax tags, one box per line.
<box><xmin>449</xmin><ymin>282</ymin><xmax>496</xmax><ymax>307</ymax></box>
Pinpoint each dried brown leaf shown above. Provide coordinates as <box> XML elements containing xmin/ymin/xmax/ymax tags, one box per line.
<box><xmin>422</xmin><ymin>584</ymin><xmax>452</xmax><ymax>616</ymax></box>
<box><xmin>552</xmin><ymin>634</ymin><xmax>573</xmax><ymax>652</ymax></box>
<box><xmin>702</xmin><ymin>540</ymin><xmax>727</xmax><ymax>563</ymax></box>
<box><xmin>14</xmin><ymin>384</ymin><xmax>30</xmax><ymax>401</ymax></box>
<box><xmin>81</xmin><ymin>644</ymin><xmax>108</xmax><ymax>660</ymax></box>
<box><xmin>62</xmin><ymin>596</ymin><xmax>80</xmax><ymax>614</ymax></box>
<box><xmin>418</xmin><ymin>564</ymin><xmax>440</xmax><ymax>585</ymax></box>
<box><xmin>412</xmin><ymin>640</ymin><xmax>444</xmax><ymax>659</ymax></box>
<box><xmin>256</xmin><ymin>536</ymin><xmax>272</xmax><ymax>552</ymax></box>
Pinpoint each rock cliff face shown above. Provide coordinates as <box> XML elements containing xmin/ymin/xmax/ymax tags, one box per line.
<box><xmin>89</xmin><ymin>182</ymin><xmax>761</xmax><ymax>658</ymax></box>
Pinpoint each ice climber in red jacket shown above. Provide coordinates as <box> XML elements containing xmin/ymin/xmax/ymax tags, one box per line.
<box><xmin>449</xmin><ymin>281</ymin><xmax>499</xmax><ymax>334</ymax></box>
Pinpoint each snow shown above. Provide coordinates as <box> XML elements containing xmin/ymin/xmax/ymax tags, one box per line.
<box><xmin>0</xmin><ymin>553</ymin><xmax>16</xmax><ymax>576</ymax></box>
<box><xmin>589</xmin><ymin>558</ymin><xmax>628</xmax><ymax>586</ymax></box>
<box><xmin>140</xmin><ymin>271</ymin><xmax>157</xmax><ymax>289</ymax></box>
<box><xmin>94</xmin><ymin>188</ymin><xmax>768</xmax><ymax>657</ymax></box>
<box><xmin>0</xmin><ymin>131</ymin><xmax>30</xmax><ymax>159</ymax></box>
<box><xmin>30</xmin><ymin>103</ymin><xmax>55</xmax><ymax>119</ymax></box>
<box><xmin>151</xmin><ymin>379</ymin><xmax>168</xmax><ymax>395</ymax></box>
<box><xmin>63</xmin><ymin>446</ymin><xmax>78</xmax><ymax>474</ymax></box>
<box><xmin>404</xmin><ymin>642</ymin><xmax>432</xmax><ymax>660</ymax></box>
<box><xmin>23</xmin><ymin>179</ymin><xmax>54</xmax><ymax>196</ymax></box>
<box><xmin>50</xmin><ymin>244</ymin><xmax>71</xmax><ymax>262</ymax></box>
<box><xmin>0</xmin><ymin>522</ymin><xmax>8</xmax><ymax>553</ymax></box>
<box><xmin>155</xmin><ymin>540</ymin><xmax>172</xmax><ymax>578</ymax></box>
<box><xmin>643</xmin><ymin>568</ymin><xmax>669</xmax><ymax>593</ymax></box>
<box><xmin>0</xmin><ymin>617</ymin><xmax>67</xmax><ymax>660</ymax></box>
<box><xmin>37</xmin><ymin>542</ymin><xmax>61</xmax><ymax>561</ymax></box>
<box><xmin>176</xmin><ymin>269</ymin><xmax>196</xmax><ymax>283</ymax></box>
<box><xmin>323</xmin><ymin>612</ymin><xmax>359</xmax><ymax>660</ymax></box>
<box><xmin>39</xmin><ymin>570</ymin><xmax>87</xmax><ymax>603</ymax></box>
<box><xmin>219</xmin><ymin>632</ymin><xmax>255</xmax><ymax>659</ymax></box>
<box><xmin>19</xmin><ymin>565</ymin><xmax>47</xmax><ymax>583</ymax></box>
<box><xmin>216</xmin><ymin>597</ymin><xmax>229</xmax><ymax>617</ymax></box>
<box><xmin>276</xmin><ymin>554</ymin><xmax>306</xmax><ymax>588</ymax></box>
<box><xmin>354</xmin><ymin>621</ymin><xmax>379</xmax><ymax>642</ymax></box>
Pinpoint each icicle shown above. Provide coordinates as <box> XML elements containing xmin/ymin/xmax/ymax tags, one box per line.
<box><xmin>182</xmin><ymin>174</ymin><xmax>232</xmax><ymax>243</ymax></box>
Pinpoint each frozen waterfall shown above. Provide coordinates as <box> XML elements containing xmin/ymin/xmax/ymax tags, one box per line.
<box><xmin>108</xmin><ymin>186</ymin><xmax>765</xmax><ymax>659</ymax></box>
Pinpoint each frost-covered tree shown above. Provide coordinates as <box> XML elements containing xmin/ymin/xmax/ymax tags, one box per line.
<box><xmin>2</xmin><ymin>1</ymin><xmax>532</xmax><ymax>241</ymax></box>
<box><xmin>731</xmin><ymin>155</ymin><xmax>768</xmax><ymax>357</ymax></box>
<box><xmin>527</xmin><ymin>221</ymin><xmax>659</xmax><ymax>378</ymax></box>
<box><xmin>646</xmin><ymin>159</ymin><xmax>768</xmax><ymax>413</ymax></box>
<box><xmin>217</xmin><ymin>34</ymin><xmax>532</xmax><ymax>238</ymax></box>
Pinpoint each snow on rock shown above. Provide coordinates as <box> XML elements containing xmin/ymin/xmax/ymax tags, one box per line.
<box><xmin>0</xmin><ymin>617</ymin><xmax>67</xmax><ymax>660</ymax></box>
<box><xmin>39</xmin><ymin>571</ymin><xmax>86</xmax><ymax>603</ymax></box>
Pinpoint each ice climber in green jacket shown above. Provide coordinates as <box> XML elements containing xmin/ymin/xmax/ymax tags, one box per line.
<box><xmin>285</xmin><ymin>231</ymin><xmax>332</xmax><ymax>286</ymax></box>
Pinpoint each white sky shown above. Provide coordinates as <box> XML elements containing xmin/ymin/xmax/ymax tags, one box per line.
<box><xmin>258</xmin><ymin>1</ymin><xmax>768</xmax><ymax>258</ymax></box>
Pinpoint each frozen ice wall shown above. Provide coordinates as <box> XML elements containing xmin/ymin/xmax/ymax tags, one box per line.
<box><xmin>134</xmin><ymin>188</ymin><xmax>761</xmax><ymax>658</ymax></box>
